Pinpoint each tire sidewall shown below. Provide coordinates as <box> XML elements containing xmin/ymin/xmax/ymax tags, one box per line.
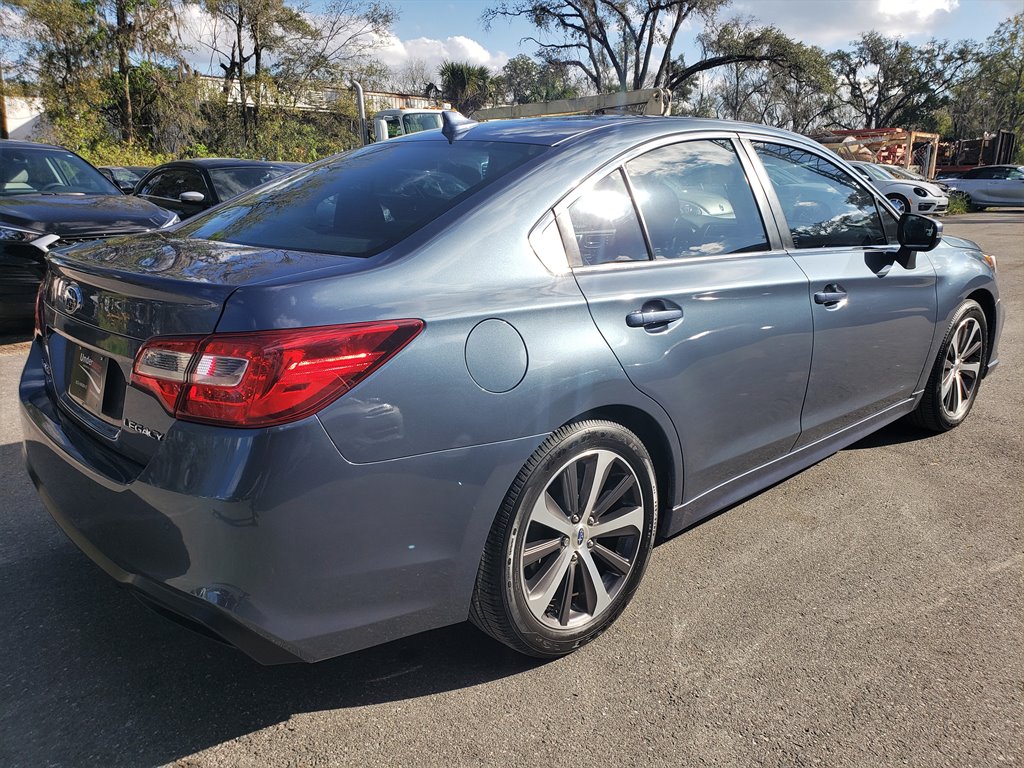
<box><xmin>499</xmin><ymin>423</ymin><xmax>658</xmax><ymax>656</ymax></box>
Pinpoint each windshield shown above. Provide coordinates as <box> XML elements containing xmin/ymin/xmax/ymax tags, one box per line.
<box><xmin>208</xmin><ymin>166</ymin><xmax>296</xmax><ymax>201</ymax></box>
<box><xmin>178</xmin><ymin>140</ymin><xmax>546</xmax><ymax>257</ymax></box>
<box><xmin>0</xmin><ymin>145</ymin><xmax>121</xmax><ymax>196</ymax></box>
<box><xmin>883</xmin><ymin>165</ymin><xmax>926</xmax><ymax>181</ymax></box>
<box><xmin>403</xmin><ymin>113</ymin><xmax>443</xmax><ymax>135</ymax></box>
<box><xmin>856</xmin><ymin>163</ymin><xmax>892</xmax><ymax>181</ymax></box>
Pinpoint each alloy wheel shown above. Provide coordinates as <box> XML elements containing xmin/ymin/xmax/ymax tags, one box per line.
<box><xmin>940</xmin><ymin>316</ymin><xmax>983</xmax><ymax>420</ymax></box>
<box><xmin>517</xmin><ymin>449</ymin><xmax>644</xmax><ymax>630</ymax></box>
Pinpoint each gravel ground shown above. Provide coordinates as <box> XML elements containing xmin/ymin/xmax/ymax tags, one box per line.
<box><xmin>0</xmin><ymin>210</ymin><xmax>1021</xmax><ymax>767</ymax></box>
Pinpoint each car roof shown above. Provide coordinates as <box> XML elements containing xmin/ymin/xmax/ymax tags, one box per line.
<box><xmin>403</xmin><ymin>115</ymin><xmax>816</xmax><ymax>147</ymax></box>
<box><xmin>155</xmin><ymin>158</ymin><xmax>300</xmax><ymax>169</ymax></box>
<box><xmin>0</xmin><ymin>138</ymin><xmax>77</xmax><ymax>152</ymax></box>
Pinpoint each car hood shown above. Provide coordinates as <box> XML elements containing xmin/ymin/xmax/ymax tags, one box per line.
<box><xmin>940</xmin><ymin>234</ymin><xmax>981</xmax><ymax>252</ymax></box>
<box><xmin>0</xmin><ymin>194</ymin><xmax>174</xmax><ymax>236</ymax></box>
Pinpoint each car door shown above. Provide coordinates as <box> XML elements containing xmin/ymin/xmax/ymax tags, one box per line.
<box><xmin>136</xmin><ymin>167</ymin><xmax>211</xmax><ymax>219</ymax></box>
<box><xmin>564</xmin><ymin>135</ymin><xmax>813</xmax><ymax>501</ymax></box>
<box><xmin>983</xmin><ymin>166</ymin><xmax>1024</xmax><ymax>205</ymax></box>
<box><xmin>745</xmin><ymin>139</ymin><xmax>937</xmax><ymax>448</ymax></box>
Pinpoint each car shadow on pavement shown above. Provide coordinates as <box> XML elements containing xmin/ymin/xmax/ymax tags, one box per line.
<box><xmin>844</xmin><ymin>418</ymin><xmax>935</xmax><ymax>450</ymax></box>
<box><xmin>0</xmin><ymin>441</ymin><xmax>543</xmax><ymax>768</ymax></box>
<box><xmin>0</xmin><ymin>325</ymin><xmax>33</xmax><ymax>347</ymax></box>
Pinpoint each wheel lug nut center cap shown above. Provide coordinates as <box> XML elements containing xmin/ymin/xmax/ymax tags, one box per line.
<box><xmin>575</xmin><ymin>526</ymin><xmax>586</xmax><ymax>548</ymax></box>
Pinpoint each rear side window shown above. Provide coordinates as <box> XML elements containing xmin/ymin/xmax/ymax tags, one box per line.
<box><xmin>752</xmin><ymin>142</ymin><xmax>886</xmax><ymax>249</ymax></box>
<box><xmin>625</xmin><ymin>139</ymin><xmax>769</xmax><ymax>258</ymax></box>
<box><xmin>567</xmin><ymin>169</ymin><xmax>649</xmax><ymax>266</ymax></box>
<box><xmin>179</xmin><ymin>140</ymin><xmax>546</xmax><ymax>257</ymax></box>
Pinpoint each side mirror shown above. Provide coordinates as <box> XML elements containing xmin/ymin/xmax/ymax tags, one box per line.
<box><xmin>896</xmin><ymin>212</ymin><xmax>942</xmax><ymax>269</ymax></box>
<box><xmin>179</xmin><ymin>191</ymin><xmax>205</xmax><ymax>204</ymax></box>
<box><xmin>117</xmin><ymin>180</ymin><xmax>135</xmax><ymax>193</ymax></box>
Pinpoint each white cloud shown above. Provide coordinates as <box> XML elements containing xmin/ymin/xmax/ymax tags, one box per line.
<box><xmin>729</xmin><ymin>0</ymin><xmax>961</xmax><ymax>48</ymax></box>
<box><xmin>375</xmin><ymin>33</ymin><xmax>509</xmax><ymax>76</ymax></box>
<box><xmin>876</xmin><ymin>0</ymin><xmax>959</xmax><ymax>21</ymax></box>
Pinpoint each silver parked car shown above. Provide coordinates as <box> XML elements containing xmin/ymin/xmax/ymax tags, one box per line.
<box><xmin>849</xmin><ymin>160</ymin><xmax>949</xmax><ymax>215</ymax></box>
<box><xmin>943</xmin><ymin>164</ymin><xmax>1024</xmax><ymax>210</ymax></box>
<box><xmin>21</xmin><ymin>116</ymin><xmax>1002</xmax><ymax>664</ymax></box>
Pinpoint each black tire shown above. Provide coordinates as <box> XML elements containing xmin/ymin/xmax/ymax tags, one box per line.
<box><xmin>887</xmin><ymin>193</ymin><xmax>911</xmax><ymax>215</ymax></box>
<box><xmin>470</xmin><ymin>420</ymin><xmax>658</xmax><ymax>657</ymax></box>
<box><xmin>910</xmin><ymin>299</ymin><xmax>988</xmax><ymax>432</ymax></box>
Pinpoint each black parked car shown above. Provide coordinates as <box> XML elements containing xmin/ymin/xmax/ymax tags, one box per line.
<box><xmin>1</xmin><ymin>140</ymin><xmax>177</xmax><ymax>329</ymax></box>
<box><xmin>133</xmin><ymin>159</ymin><xmax>303</xmax><ymax>219</ymax></box>
<box><xmin>98</xmin><ymin>165</ymin><xmax>151</xmax><ymax>193</ymax></box>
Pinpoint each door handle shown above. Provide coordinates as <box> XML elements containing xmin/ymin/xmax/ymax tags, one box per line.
<box><xmin>814</xmin><ymin>284</ymin><xmax>847</xmax><ymax>305</ymax></box>
<box><xmin>625</xmin><ymin>308</ymin><xmax>683</xmax><ymax>328</ymax></box>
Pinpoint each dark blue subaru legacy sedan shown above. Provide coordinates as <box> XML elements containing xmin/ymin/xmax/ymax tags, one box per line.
<box><xmin>21</xmin><ymin>116</ymin><xmax>1002</xmax><ymax>663</ymax></box>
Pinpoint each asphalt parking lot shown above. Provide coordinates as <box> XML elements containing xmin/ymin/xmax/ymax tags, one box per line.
<box><xmin>0</xmin><ymin>210</ymin><xmax>1021</xmax><ymax>768</ymax></box>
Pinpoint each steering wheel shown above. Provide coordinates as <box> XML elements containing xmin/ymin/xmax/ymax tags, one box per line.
<box><xmin>41</xmin><ymin>183</ymin><xmax>66</xmax><ymax>192</ymax></box>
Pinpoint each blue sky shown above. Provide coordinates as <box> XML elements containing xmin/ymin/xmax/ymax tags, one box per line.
<box><xmin>379</xmin><ymin>0</ymin><xmax>1021</xmax><ymax>75</ymax></box>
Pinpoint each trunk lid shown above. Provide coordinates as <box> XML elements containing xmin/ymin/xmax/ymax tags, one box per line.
<box><xmin>40</xmin><ymin>233</ymin><xmax>372</xmax><ymax>466</ymax></box>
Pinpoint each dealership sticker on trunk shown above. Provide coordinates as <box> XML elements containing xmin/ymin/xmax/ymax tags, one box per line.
<box><xmin>67</xmin><ymin>344</ymin><xmax>108</xmax><ymax>414</ymax></box>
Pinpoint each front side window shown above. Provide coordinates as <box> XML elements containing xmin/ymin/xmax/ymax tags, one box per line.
<box><xmin>964</xmin><ymin>167</ymin><xmax>997</xmax><ymax>179</ymax></box>
<box><xmin>179</xmin><ymin>140</ymin><xmax>545</xmax><ymax>257</ymax></box>
<box><xmin>566</xmin><ymin>169</ymin><xmax>649</xmax><ymax>266</ymax></box>
<box><xmin>141</xmin><ymin>168</ymin><xmax>209</xmax><ymax>200</ymax></box>
<box><xmin>625</xmin><ymin>139</ymin><xmax>769</xmax><ymax>258</ymax></box>
<box><xmin>752</xmin><ymin>142</ymin><xmax>886</xmax><ymax>249</ymax></box>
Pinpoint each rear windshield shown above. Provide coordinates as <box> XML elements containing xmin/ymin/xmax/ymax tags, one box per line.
<box><xmin>179</xmin><ymin>140</ymin><xmax>546</xmax><ymax>256</ymax></box>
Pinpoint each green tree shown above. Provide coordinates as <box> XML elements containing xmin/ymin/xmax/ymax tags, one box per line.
<box><xmin>703</xmin><ymin>22</ymin><xmax>838</xmax><ymax>132</ymax></box>
<box><xmin>483</xmin><ymin>0</ymin><xmax>797</xmax><ymax>94</ymax></box>
<box><xmin>4</xmin><ymin>0</ymin><xmax>109</xmax><ymax>146</ymax></box>
<box><xmin>498</xmin><ymin>53</ymin><xmax>538</xmax><ymax>104</ymax></box>
<box><xmin>436</xmin><ymin>60</ymin><xmax>493</xmax><ymax>114</ymax></box>
<box><xmin>829</xmin><ymin>31</ymin><xmax>975</xmax><ymax>129</ymax></box>
<box><xmin>948</xmin><ymin>13</ymin><xmax>1024</xmax><ymax>147</ymax></box>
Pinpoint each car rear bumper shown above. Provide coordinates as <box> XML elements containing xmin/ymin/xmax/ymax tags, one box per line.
<box><xmin>20</xmin><ymin>339</ymin><xmax>542</xmax><ymax>663</ymax></box>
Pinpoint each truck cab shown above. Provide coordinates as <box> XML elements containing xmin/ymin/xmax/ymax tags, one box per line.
<box><xmin>372</xmin><ymin>109</ymin><xmax>445</xmax><ymax>142</ymax></box>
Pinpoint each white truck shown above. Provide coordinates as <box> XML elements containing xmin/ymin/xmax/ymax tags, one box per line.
<box><xmin>354</xmin><ymin>82</ymin><xmax>672</xmax><ymax>146</ymax></box>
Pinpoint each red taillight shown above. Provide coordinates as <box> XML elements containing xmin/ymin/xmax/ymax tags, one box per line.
<box><xmin>130</xmin><ymin>321</ymin><xmax>423</xmax><ymax>427</ymax></box>
<box><xmin>34</xmin><ymin>281</ymin><xmax>46</xmax><ymax>338</ymax></box>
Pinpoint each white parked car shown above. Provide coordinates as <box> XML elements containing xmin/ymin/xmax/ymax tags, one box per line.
<box><xmin>849</xmin><ymin>161</ymin><xmax>948</xmax><ymax>216</ymax></box>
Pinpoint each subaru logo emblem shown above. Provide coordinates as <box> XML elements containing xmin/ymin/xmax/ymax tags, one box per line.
<box><xmin>62</xmin><ymin>283</ymin><xmax>83</xmax><ymax>315</ymax></box>
<box><xmin>577</xmin><ymin>528</ymin><xmax>585</xmax><ymax>547</ymax></box>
